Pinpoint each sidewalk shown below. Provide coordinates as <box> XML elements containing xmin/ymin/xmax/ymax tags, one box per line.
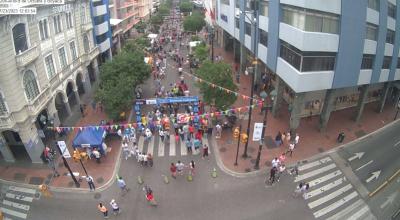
<box><xmin>0</xmin><ymin>85</ymin><xmax>122</xmax><ymax>191</ymax></box>
<box><xmin>212</xmin><ymin>44</ymin><xmax>398</xmax><ymax>173</ymax></box>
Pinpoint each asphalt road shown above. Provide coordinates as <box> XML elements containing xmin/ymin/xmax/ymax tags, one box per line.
<box><xmin>337</xmin><ymin>120</ymin><xmax>400</xmax><ymax>219</ymax></box>
<box><xmin>28</xmin><ymin>140</ymin><xmax>314</xmax><ymax>220</ymax></box>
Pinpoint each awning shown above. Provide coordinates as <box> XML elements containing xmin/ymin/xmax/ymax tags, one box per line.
<box><xmin>147</xmin><ymin>34</ymin><xmax>158</xmax><ymax>39</ymax></box>
<box><xmin>110</xmin><ymin>19</ymin><xmax>123</xmax><ymax>26</ymax></box>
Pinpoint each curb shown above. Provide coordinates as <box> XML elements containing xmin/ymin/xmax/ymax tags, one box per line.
<box><xmin>212</xmin><ymin>119</ymin><xmax>400</xmax><ymax>178</ymax></box>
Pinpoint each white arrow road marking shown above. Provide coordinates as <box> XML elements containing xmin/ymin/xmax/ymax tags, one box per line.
<box><xmin>348</xmin><ymin>152</ymin><xmax>365</xmax><ymax>162</ymax></box>
<box><xmin>355</xmin><ymin>160</ymin><xmax>373</xmax><ymax>171</ymax></box>
<box><xmin>395</xmin><ymin>140</ymin><xmax>400</xmax><ymax>147</ymax></box>
<box><xmin>366</xmin><ymin>170</ymin><xmax>381</xmax><ymax>183</ymax></box>
<box><xmin>380</xmin><ymin>191</ymin><xmax>399</xmax><ymax>209</ymax></box>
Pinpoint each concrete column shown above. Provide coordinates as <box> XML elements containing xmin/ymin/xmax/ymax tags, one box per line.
<box><xmin>272</xmin><ymin>77</ymin><xmax>284</xmax><ymax>117</ymax></box>
<box><xmin>73</xmin><ymin>89</ymin><xmax>81</xmax><ymax>106</ymax></box>
<box><xmin>289</xmin><ymin>93</ymin><xmax>305</xmax><ymax>134</ymax></box>
<box><xmin>92</xmin><ymin>58</ymin><xmax>100</xmax><ymax>80</ymax></box>
<box><xmin>48</xmin><ymin>100</ymin><xmax>60</xmax><ymax>127</ymax></box>
<box><xmin>319</xmin><ymin>89</ymin><xmax>337</xmax><ymax>132</ymax></box>
<box><xmin>64</xmin><ymin>99</ymin><xmax>72</xmax><ymax>116</ymax></box>
<box><xmin>18</xmin><ymin>122</ymin><xmax>45</xmax><ymax>164</ymax></box>
<box><xmin>239</xmin><ymin>44</ymin><xmax>246</xmax><ymax>73</ymax></box>
<box><xmin>354</xmin><ymin>85</ymin><xmax>369</xmax><ymax>122</ymax></box>
<box><xmin>377</xmin><ymin>82</ymin><xmax>391</xmax><ymax>113</ymax></box>
<box><xmin>83</xmin><ymin>70</ymin><xmax>92</xmax><ymax>92</ymax></box>
<box><xmin>0</xmin><ymin>135</ymin><xmax>15</xmax><ymax>162</ymax></box>
<box><xmin>117</xmin><ymin>34</ymin><xmax>122</xmax><ymax>53</ymax></box>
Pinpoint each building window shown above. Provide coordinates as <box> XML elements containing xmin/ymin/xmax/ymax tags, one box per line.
<box><xmin>382</xmin><ymin>56</ymin><xmax>392</xmax><ymax>69</ymax></box>
<box><xmin>69</xmin><ymin>41</ymin><xmax>77</xmax><ymax>60</ymax></box>
<box><xmin>66</xmin><ymin>12</ymin><xmax>73</xmax><ymax>29</ymax></box>
<box><xmin>23</xmin><ymin>70</ymin><xmax>40</xmax><ymax>101</ymax></box>
<box><xmin>12</xmin><ymin>23</ymin><xmax>28</xmax><ymax>54</ymax></box>
<box><xmin>397</xmin><ymin>58</ymin><xmax>400</xmax><ymax>68</ymax></box>
<box><xmin>259</xmin><ymin>29</ymin><xmax>268</xmax><ymax>47</ymax></box>
<box><xmin>235</xmin><ymin>17</ymin><xmax>239</xmax><ymax>29</ymax></box>
<box><xmin>83</xmin><ymin>35</ymin><xmax>90</xmax><ymax>53</ymax></box>
<box><xmin>235</xmin><ymin>0</ymin><xmax>239</xmax><ymax>8</ymax></box>
<box><xmin>368</xmin><ymin>0</ymin><xmax>380</xmax><ymax>11</ymax></box>
<box><xmin>44</xmin><ymin>54</ymin><xmax>56</xmax><ymax>78</ymax></box>
<box><xmin>38</xmin><ymin>19</ymin><xmax>49</xmax><ymax>41</ymax></box>
<box><xmin>386</xmin><ymin>29</ymin><xmax>395</xmax><ymax>44</ymax></box>
<box><xmin>280</xmin><ymin>42</ymin><xmax>301</xmax><ymax>70</ymax></box>
<box><xmin>280</xmin><ymin>41</ymin><xmax>336</xmax><ymax>72</ymax></box>
<box><xmin>282</xmin><ymin>5</ymin><xmax>340</xmax><ymax>34</ymax></box>
<box><xmin>53</xmin><ymin>15</ymin><xmax>62</xmax><ymax>34</ymax></box>
<box><xmin>0</xmin><ymin>92</ymin><xmax>8</xmax><ymax>116</ymax></box>
<box><xmin>388</xmin><ymin>3</ymin><xmax>396</xmax><ymax>18</ymax></box>
<box><xmin>361</xmin><ymin>54</ymin><xmax>374</xmax><ymax>69</ymax></box>
<box><xmin>81</xmin><ymin>4</ymin><xmax>87</xmax><ymax>24</ymax></box>
<box><xmin>365</xmin><ymin>23</ymin><xmax>378</xmax><ymax>41</ymax></box>
<box><xmin>58</xmin><ymin>47</ymin><xmax>68</xmax><ymax>69</ymax></box>
<box><xmin>245</xmin><ymin>22</ymin><xmax>251</xmax><ymax>35</ymax></box>
<box><xmin>221</xmin><ymin>0</ymin><xmax>229</xmax><ymax>6</ymax></box>
<box><xmin>260</xmin><ymin>1</ymin><xmax>268</xmax><ymax>17</ymax></box>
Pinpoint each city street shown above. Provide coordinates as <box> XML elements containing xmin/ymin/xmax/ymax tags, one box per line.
<box><xmin>28</xmin><ymin>137</ymin><xmax>314</xmax><ymax>220</ymax></box>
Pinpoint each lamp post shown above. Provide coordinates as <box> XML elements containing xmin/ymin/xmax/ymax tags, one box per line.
<box><xmin>210</xmin><ymin>27</ymin><xmax>214</xmax><ymax>62</ymax></box>
<box><xmin>234</xmin><ymin>124</ymin><xmax>242</xmax><ymax>166</ymax></box>
<box><xmin>254</xmin><ymin>91</ymin><xmax>275</xmax><ymax>170</ymax></box>
<box><xmin>240</xmin><ymin>2</ymin><xmax>259</xmax><ymax>158</ymax></box>
<box><xmin>56</xmin><ymin>142</ymin><xmax>80</xmax><ymax>188</ymax></box>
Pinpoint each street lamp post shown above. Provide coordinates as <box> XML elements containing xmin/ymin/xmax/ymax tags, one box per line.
<box><xmin>234</xmin><ymin>124</ymin><xmax>242</xmax><ymax>166</ymax></box>
<box><xmin>56</xmin><ymin>142</ymin><xmax>80</xmax><ymax>188</ymax></box>
<box><xmin>209</xmin><ymin>27</ymin><xmax>215</xmax><ymax>62</ymax></box>
<box><xmin>241</xmin><ymin>3</ymin><xmax>258</xmax><ymax>158</ymax></box>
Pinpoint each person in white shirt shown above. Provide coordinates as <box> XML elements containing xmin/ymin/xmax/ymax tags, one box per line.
<box><xmin>176</xmin><ymin>160</ymin><xmax>185</xmax><ymax>175</ymax></box>
<box><xmin>271</xmin><ymin>157</ymin><xmax>280</xmax><ymax>168</ymax></box>
<box><xmin>295</xmin><ymin>134</ymin><xmax>300</xmax><ymax>146</ymax></box>
<box><xmin>159</xmin><ymin>129</ymin><xmax>165</xmax><ymax>142</ymax></box>
<box><xmin>215</xmin><ymin>124</ymin><xmax>222</xmax><ymax>138</ymax></box>
<box><xmin>110</xmin><ymin>199</ymin><xmax>120</xmax><ymax>215</ymax></box>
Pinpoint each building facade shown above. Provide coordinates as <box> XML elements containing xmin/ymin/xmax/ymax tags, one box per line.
<box><xmin>90</xmin><ymin>0</ymin><xmax>114</xmax><ymax>61</ymax></box>
<box><xmin>0</xmin><ymin>0</ymin><xmax>100</xmax><ymax>163</ymax></box>
<box><xmin>216</xmin><ymin>0</ymin><xmax>400</xmax><ymax>131</ymax></box>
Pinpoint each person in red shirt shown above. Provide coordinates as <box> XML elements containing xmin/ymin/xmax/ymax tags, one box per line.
<box><xmin>195</xmin><ymin>130</ymin><xmax>202</xmax><ymax>141</ymax></box>
<box><xmin>170</xmin><ymin>163</ymin><xmax>177</xmax><ymax>179</ymax></box>
<box><xmin>189</xmin><ymin>125</ymin><xmax>195</xmax><ymax>139</ymax></box>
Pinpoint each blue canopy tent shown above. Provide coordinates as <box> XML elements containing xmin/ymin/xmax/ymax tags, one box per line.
<box><xmin>72</xmin><ymin>128</ymin><xmax>106</xmax><ymax>154</ymax></box>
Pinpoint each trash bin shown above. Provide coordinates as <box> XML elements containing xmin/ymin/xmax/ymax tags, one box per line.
<box><xmin>337</xmin><ymin>132</ymin><xmax>345</xmax><ymax>143</ymax></box>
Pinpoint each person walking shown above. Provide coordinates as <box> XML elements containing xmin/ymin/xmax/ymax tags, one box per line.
<box><xmin>159</xmin><ymin>129</ymin><xmax>165</xmax><ymax>142</ymax></box>
<box><xmin>269</xmin><ymin>166</ymin><xmax>278</xmax><ymax>185</ymax></box>
<box><xmin>215</xmin><ymin>123</ymin><xmax>222</xmax><ymax>138</ymax></box>
<box><xmin>295</xmin><ymin>133</ymin><xmax>300</xmax><ymax>147</ymax></box>
<box><xmin>170</xmin><ymin>163</ymin><xmax>177</xmax><ymax>179</ymax></box>
<box><xmin>202</xmin><ymin>144</ymin><xmax>209</xmax><ymax>159</ymax></box>
<box><xmin>147</xmin><ymin>153</ymin><xmax>153</xmax><ymax>167</ymax></box>
<box><xmin>176</xmin><ymin>160</ymin><xmax>185</xmax><ymax>175</ymax></box>
<box><xmin>271</xmin><ymin>157</ymin><xmax>280</xmax><ymax>168</ymax></box>
<box><xmin>185</xmin><ymin>139</ymin><xmax>192</xmax><ymax>154</ymax></box>
<box><xmin>287</xmin><ymin>142</ymin><xmax>295</xmax><ymax>157</ymax></box>
<box><xmin>275</xmin><ymin>131</ymin><xmax>283</xmax><ymax>146</ymax></box>
<box><xmin>110</xmin><ymin>199</ymin><xmax>120</xmax><ymax>215</ymax></box>
<box><xmin>117</xmin><ymin>176</ymin><xmax>129</xmax><ymax>195</ymax></box>
<box><xmin>86</xmin><ymin>175</ymin><xmax>95</xmax><ymax>191</ymax></box>
<box><xmin>97</xmin><ymin>203</ymin><xmax>108</xmax><ymax>218</ymax></box>
<box><xmin>189</xmin><ymin>160</ymin><xmax>195</xmax><ymax>176</ymax></box>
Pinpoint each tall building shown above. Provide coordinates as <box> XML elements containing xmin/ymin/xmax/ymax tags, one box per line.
<box><xmin>90</xmin><ymin>0</ymin><xmax>113</xmax><ymax>61</ymax></box>
<box><xmin>216</xmin><ymin>0</ymin><xmax>400</xmax><ymax>131</ymax></box>
<box><xmin>0</xmin><ymin>1</ymin><xmax>100</xmax><ymax>163</ymax></box>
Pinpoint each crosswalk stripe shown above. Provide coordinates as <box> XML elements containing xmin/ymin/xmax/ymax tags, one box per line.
<box><xmin>308</xmin><ymin>170</ymin><xmax>342</xmax><ymax>188</ymax></box>
<box><xmin>138</xmin><ymin>136</ymin><xmax>144</xmax><ymax>153</ymax></box>
<box><xmin>202</xmin><ymin>137</ymin><xmax>210</xmax><ymax>154</ymax></box>
<box><xmin>180</xmin><ymin>138</ymin><xmax>187</xmax><ymax>156</ymax></box>
<box><xmin>147</xmin><ymin>136</ymin><xmax>154</xmax><ymax>155</ymax></box>
<box><xmin>169</xmin><ymin>134</ymin><xmax>176</xmax><ymax>156</ymax></box>
<box><xmin>295</xmin><ymin>163</ymin><xmax>337</xmax><ymax>182</ymax></box>
<box><xmin>304</xmin><ymin>177</ymin><xmax>346</xmax><ymax>199</ymax></box>
<box><xmin>307</xmin><ymin>184</ymin><xmax>353</xmax><ymax>209</ymax></box>
<box><xmin>1</xmin><ymin>207</ymin><xmax>27</xmax><ymax>219</ymax></box>
<box><xmin>298</xmin><ymin>157</ymin><xmax>332</xmax><ymax>171</ymax></box>
<box><xmin>6</xmin><ymin>192</ymin><xmax>33</xmax><ymax>202</ymax></box>
<box><xmin>325</xmin><ymin>199</ymin><xmax>365</xmax><ymax>220</ymax></box>
<box><xmin>8</xmin><ymin>186</ymin><xmax>36</xmax><ymax>195</ymax></box>
<box><xmin>346</xmin><ymin>205</ymin><xmax>370</xmax><ymax>220</ymax></box>
<box><xmin>157</xmin><ymin>139</ymin><xmax>165</xmax><ymax>157</ymax></box>
<box><xmin>313</xmin><ymin>191</ymin><xmax>358</xmax><ymax>218</ymax></box>
<box><xmin>3</xmin><ymin>199</ymin><xmax>30</xmax><ymax>211</ymax></box>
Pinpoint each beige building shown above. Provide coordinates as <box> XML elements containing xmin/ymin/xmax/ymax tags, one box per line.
<box><xmin>0</xmin><ymin>0</ymin><xmax>100</xmax><ymax>163</ymax></box>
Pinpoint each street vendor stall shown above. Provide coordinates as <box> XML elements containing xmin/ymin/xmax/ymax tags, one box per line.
<box><xmin>72</xmin><ymin>128</ymin><xmax>107</xmax><ymax>155</ymax></box>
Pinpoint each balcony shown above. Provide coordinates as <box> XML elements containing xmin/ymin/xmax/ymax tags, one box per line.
<box><xmin>50</xmin><ymin>59</ymin><xmax>82</xmax><ymax>90</ymax></box>
<box><xmin>15</xmin><ymin>44</ymin><xmax>39</xmax><ymax>68</ymax></box>
<box><xmin>27</xmin><ymin>87</ymin><xmax>52</xmax><ymax>116</ymax></box>
<box><xmin>0</xmin><ymin>114</ymin><xmax>15</xmax><ymax>129</ymax></box>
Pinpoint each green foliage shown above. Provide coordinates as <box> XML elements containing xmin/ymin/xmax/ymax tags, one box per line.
<box><xmin>135</xmin><ymin>21</ymin><xmax>146</xmax><ymax>33</ymax></box>
<box><xmin>158</xmin><ymin>4</ymin><xmax>170</xmax><ymax>16</ymax></box>
<box><xmin>95</xmin><ymin>46</ymin><xmax>151</xmax><ymax>120</ymax></box>
<box><xmin>179</xmin><ymin>1</ymin><xmax>193</xmax><ymax>13</ymax></box>
<box><xmin>194</xmin><ymin>43</ymin><xmax>209</xmax><ymax>62</ymax></box>
<box><xmin>191</xmin><ymin>35</ymin><xmax>200</xmax><ymax>41</ymax></box>
<box><xmin>195</xmin><ymin>61</ymin><xmax>238</xmax><ymax>110</ymax></box>
<box><xmin>150</xmin><ymin>14</ymin><xmax>163</xmax><ymax>25</ymax></box>
<box><xmin>183</xmin><ymin>12</ymin><xmax>206</xmax><ymax>32</ymax></box>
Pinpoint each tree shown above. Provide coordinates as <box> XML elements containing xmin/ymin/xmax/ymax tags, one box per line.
<box><xmin>195</xmin><ymin>61</ymin><xmax>238</xmax><ymax>110</ymax></box>
<box><xmin>183</xmin><ymin>12</ymin><xmax>206</xmax><ymax>32</ymax></box>
<box><xmin>158</xmin><ymin>4</ymin><xmax>170</xmax><ymax>16</ymax></box>
<box><xmin>95</xmin><ymin>47</ymin><xmax>151</xmax><ymax>120</ymax></box>
<box><xmin>193</xmin><ymin>42</ymin><xmax>209</xmax><ymax>62</ymax></box>
<box><xmin>180</xmin><ymin>1</ymin><xmax>193</xmax><ymax>13</ymax></box>
<box><xmin>150</xmin><ymin>14</ymin><xmax>163</xmax><ymax>25</ymax></box>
